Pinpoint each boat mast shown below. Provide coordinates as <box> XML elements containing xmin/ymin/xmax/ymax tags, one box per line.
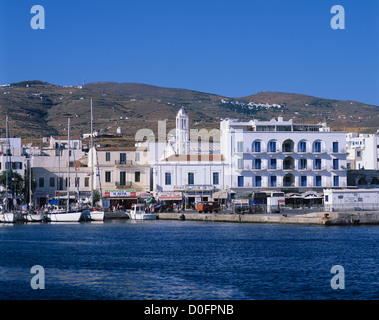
<box><xmin>90</xmin><ymin>98</ymin><xmax>94</xmax><ymax>208</ymax></box>
<box><xmin>5</xmin><ymin>116</ymin><xmax>8</xmax><ymax>211</ymax></box>
<box><xmin>6</xmin><ymin>116</ymin><xmax>14</xmax><ymax>211</ymax></box>
<box><xmin>67</xmin><ymin>118</ymin><xmax>70</xmax><ymax>212</ymax></box>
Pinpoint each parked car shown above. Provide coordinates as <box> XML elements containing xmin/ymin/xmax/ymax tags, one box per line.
<box><xmin>196</xmin><ymin>201</ymin><xmax>220</xmax><ymax>213</ymax></box>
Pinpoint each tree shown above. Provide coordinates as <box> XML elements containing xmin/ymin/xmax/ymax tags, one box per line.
<box><xmin>93</xmin><ymin>189</ymin><xmax>100</xmax><ymax>204</ymax></box>
<box><xmin>0</xmin><ymin>169</ymin><xmax>24</xmax><ymax>196</ymax></box>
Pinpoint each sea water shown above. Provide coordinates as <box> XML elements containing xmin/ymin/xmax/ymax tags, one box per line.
<box><xmin>0</xmin><ymin>220</ymin><xmax>378</xmax><ymax>300</ymax></box>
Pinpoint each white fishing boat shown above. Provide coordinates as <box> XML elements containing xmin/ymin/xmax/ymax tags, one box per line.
<box><xmin>89</xmin><ymin>208</ymin><xmax>105</xmax><ymax>221</ymax></box>
<box><xmin>127</xmin><ymin>203</ymin><xmax>157</xmax><ymax>220</ymax></box>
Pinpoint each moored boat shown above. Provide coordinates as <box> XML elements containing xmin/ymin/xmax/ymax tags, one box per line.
<box><xmin>0</xmin><ymin>211</ymin><xmax>19</xmax><ymax>223</ymax></box>
<box><xmin>127</xmin><ymin>203</ymin><xmax>157</xmax><ymax>220</ymax></box>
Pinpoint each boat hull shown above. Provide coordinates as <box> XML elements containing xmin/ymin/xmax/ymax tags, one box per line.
<box><xmin>0</xmin><ymin>212</ymin><xmax>19</xmax><ymax>223</ymax></box>
<box><xmin>26</xmin><ymin>213</ymin><xmax>44</xmax><ymax>222</ymax></box>
<box><xmin>90</xmin><ymin>211</ymin><xmax>105</xmax><ymax>221</ymax></box>
<box><xmin>128</xmin><ymin>212</ymin><xmax>157</xmax><ymax>220</ymax></box>
<box><xmin>46</xmin><ymin>211</ymin><xmax>82</xmax><ymax>222</ymax></box>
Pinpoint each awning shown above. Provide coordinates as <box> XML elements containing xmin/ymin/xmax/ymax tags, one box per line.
<box><xmin>158</xmin><ymin>196</ymin><xmax>183</xmax><ymax>201</ymax></box>
<box><xmin>107</xmin><ymin>197</ymin><xmax>138</xmax><ymax>200</ymax></box>
<box><xmin>136</xmin><ymin>191</ymin><xmax>152</xmax><ymax>198</ymax></box>
<box><xmin>213</xmin><ymin>190</ymin><xmax>228</xmax><ymax>199</ymax></box>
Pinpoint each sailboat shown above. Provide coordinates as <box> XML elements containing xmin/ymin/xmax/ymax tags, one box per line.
<box><xmin>0</xmin><ymin>116</ymin><xmax>20</xmax><ymax>223</ymax></box>
<box><xmin>88</xmin><ymin>98</ymin><xmax>104</xmax><ymax>221</ymax></box>
<box><xmin>25</xmin><ymin>157</ymin><xmax>44</xmax><ymax>222</ymax></box>
<box><xmin>45</xmin><ymin>118</ymin><xmax>83</xmax><ymax>222</ymax></box>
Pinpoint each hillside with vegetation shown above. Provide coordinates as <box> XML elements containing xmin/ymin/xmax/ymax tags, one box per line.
<box><xmin>0</xmin><ymin>80</ymin><xmax>378</xmax><ymax>147</ymax></box>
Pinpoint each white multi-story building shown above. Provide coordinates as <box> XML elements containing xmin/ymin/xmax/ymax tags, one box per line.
<box><xmin>220</xmin><ymin>117</ymin><xmax>347</xmax><ymax>193</ymax></box>
<box><xmin>346</xmin><ymin>131</ymin><xmax>379</xmax><ymax>170</ymax></box>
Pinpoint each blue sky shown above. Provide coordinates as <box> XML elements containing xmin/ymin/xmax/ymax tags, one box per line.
<box><xmin>1</xmin><ymin>0</ymin><xmax>379</xmax><ymax>105</ymax></box>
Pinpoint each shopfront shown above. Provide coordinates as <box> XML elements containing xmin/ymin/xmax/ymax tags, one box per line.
<box><xmin>103</xmin><ymin>189</ymin><xmax>137</xmax><ymax>210</ymax></box>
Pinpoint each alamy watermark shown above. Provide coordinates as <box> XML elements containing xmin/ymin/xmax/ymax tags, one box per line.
<box><xmin>30</xmin><ymin>5</ymin><xmax>45</xmax><ymax>30</ymax></box>
<box><xmin>30</xmin><ymin>265</ymin><xmax>45</xmax><ymax>290</ymax></box>
<box><xmin>330</xmin><ymin>265</ymin><xmax>345</xmax><ymax>290</ymax></box>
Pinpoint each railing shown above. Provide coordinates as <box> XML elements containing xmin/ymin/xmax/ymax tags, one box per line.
<box><xmin>115</xmin><ymin>160</ymin><xmax>133</xmax><ymax>166</ymax></box>
<box><xmin>115</xmin><ymin>181</ymin><xmax>133</xmax><ymax>187</ymax></box>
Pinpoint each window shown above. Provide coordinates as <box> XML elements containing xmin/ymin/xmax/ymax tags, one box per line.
<box><xmin>106</xmin><ymin>152</ymin><xmax>111</xmax><ymax>162</ymax></box>
<box><xmin>299</xmin><ymin>158</ymin><xmax>307</xmax><ymax>170</ymax></box>
<box><xmin>213</xmin><ymin>172</ymin><xmax>219</xmax><ymax>185</ymax></box>
<box><xmin>357</xmin><ymin>151</ymin><xmax>361</xmax><ymax>157</ymax></box>
<box><xmin>314</xmin><ymin>158</ymin><xmax>321</xmax><ymax>170</ymax></box>
<box><xmin>300</xmin><ymin>176</ymin><xmax>307</xmax><ymax>187</ymax></box>
<box><xmin>135</xmin><ymin>152</ymin><xmax>140</xmax><ymax>162</ymax></box>
<box><xmin>13</xmin><ymin>162</ymin><xmax>22</xmax><ymax>170</ymax></box>
<box><xmin>255</xmin><ymin>158</ymin><xmax>261</xmax><ymax>170</ymax></box>
<box><xmin>85</xmin><ymin>177</ymin><xmax>89</xmax><ymax>187</ymax></box>
<box><xmin>39</xmin><ymin>177</ymin><xmax>44</xmax><ymax>188</ymax></box>
<box><xmin>105</xmin><ymin>171</ymin><xmax>111</xmax><ymax>183</ymax></box>
<box><xmin>120</xmin><ymin>172</ymin><xmax>126</xmax><ymax>186</ymax></box>
<box><xmin>135</xmin><ymin>171</ymin><xmax>141</xmax><ymax>183</ymax></box>
<box><xmin>165</xmin><ymin>172</ymin><xmax>171</xmax><ymax>185</ymax></box>
<box><xmin>75</xmin><ymin>178</ymin><xmax>80</xmax><ymax>188</ymax></box>
<box><xmin>268</xmin><ymin>141</ymin><xmax>276</xmax><ymax>152</ymax></box>
<box><xmin>188</xmin><ymin>172</ymin><xmax>194</xmax><ymax>185</ymax></box>
<box><xmin>333</xmin><ymin>176</ymin><xmax>339</xmax><ymax>187</ymax></box>
<box><xmin>238</xmin><ymin>176</ymin><xmax>244</xmax><ymax>187</ymax></box>
<box><xmin>333</xmin><ymin>142</ymin><xmax>339</xmax><ymax>153</ymax></box>
<box><xmin>49</xmin><ymin>177</ymin><xmax>55</xmax><ymax>188</ymax></box>
<box><xmin>58</xmin><ymin>177</ymin><xmax>63</xmax><ymax>190</ymax></box>
<box><xmin>253</xmin><ymin>141</ymin><xmax>261</xmax><ymax>152</ymax></box>
<box><xmin>299</xmin><ymin>141</ymin><xmax>307</xmax><ymax>153</ymax></box>
<box><xmin>325</xmin><ymin>195</ymin><xmax>329</xmax><ymax>202</ymax></box>
<box><xmin>238</xmin><ymin>159</ymin><xmax>243</xmax><ymax>169</ymax></box>
<box><xmin>255</xmin><ymin>176</ymin><xmax>262</xmax><ymax>187</ymax></box>
<box><xmin>315</xmin><ymin>176</ymin><xmax>322</xmax><ymax>187</ymax></box>
<box><xmin>270</xmin><ymin>176</ymin><xmax>277</xmax><ymax>187</ymax></box>
<box><xmin>237</xmin><ymin>141</ymin><xmax>244</xmax><ymax>153</ymax></box>
<box><xmin>314</xmin><ymin>141</ymin><xmax>321</xmax><ymax>153</ymax></box>
<box><xmin>333</xmin><ymin>159</ymin><xmax>339</xmax><ymax>170</ymax></box>
<box><xmin>120</xmin><ymin>153</ymin><xmax>126</xmax><ymax>164</ymax></box>
<box><xmin>270</xmin><ymin>159</ymin><xmax>277</xmax><ymax>170</ymax></box>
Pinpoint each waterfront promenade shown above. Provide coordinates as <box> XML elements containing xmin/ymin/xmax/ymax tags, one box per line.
<box><xmin>157</xmin><ymin>211</ymin><xmax>379</xmax><ymax>226</ymax></box>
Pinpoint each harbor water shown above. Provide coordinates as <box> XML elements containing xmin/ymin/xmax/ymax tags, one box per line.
<box><xmin>0</xmin><ymin>220</ymin><xmax>378</xmax><ymax>300</ymax></box>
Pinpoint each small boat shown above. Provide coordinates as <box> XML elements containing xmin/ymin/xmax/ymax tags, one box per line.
<box><xmin>25</xmin><ymin>211</ymin><xmax>44</xmax><ymax>222</ymax></box>
<box><xmin>127</xmin><ymin>203</ymin><xmax>157</xmax><ymax>220</ymax></box>
<box><xmin>0</xmin><ymin>211</ymin><xmax>19</xmax><ymax>223</ymax></box>
<box><xmin>88</xmin><ymin>207</ymin><xmax>105</xmax><ymax>221</ymax></box>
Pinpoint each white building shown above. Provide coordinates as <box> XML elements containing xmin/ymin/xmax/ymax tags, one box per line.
<box><xmin>152</xmin><ymin>108</ymin><xmax>227</xmax><ymax>205</ymax></box>
<box><xmin>324</xmin><ymin>188</ymin><xmax>379</xmax><ymax>212</ymax></box>
<box><xmin>220</xmin><ymin>117</ymin><xmax>347</xmax><ymax>193</ymax></box>
<box><xmin>28</xmin><ymin>136</ymin><xmax>90</xmax><ymax>206</ymax></box>
<box><xmin>346</xmin><ymin>131</ymin><xmax>379</xmax><ymax>170</ymax></box>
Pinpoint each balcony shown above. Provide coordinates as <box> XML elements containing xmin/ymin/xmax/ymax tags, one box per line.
<box><xmin>115</xmin><ymin>160</ymin><xmax>133</xmax><ymax>167</ymax></box>
<box><xmin>115</xmin><ymin>181</ymin><xmax>133</xmax><ymax>188</ymax></box>
<box><xmin>329</xmin><ymin>148</ymin><xmax>346</xmax><ymax>154</ymax></box>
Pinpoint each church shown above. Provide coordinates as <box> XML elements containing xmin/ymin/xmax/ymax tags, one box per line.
<box><xmin>152</xmin><ymin>108</ymin><xmax>228</xmax><ymax>207</ymax></box>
